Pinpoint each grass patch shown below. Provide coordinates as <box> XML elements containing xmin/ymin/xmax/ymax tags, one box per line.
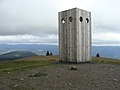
<box><xmin>0</xmin><ymin>60</ymin><xmax>54</xmax><ymax>76</ymax></box>
<box><xmin>93</xmin><ymin>57</ymin><xmax>120</xmax><ymax>64</ymax></box>
<box><xmin>0</xmin><ymin>56</ymin><xmax>120</xmax><ymax>76</ymax></box>
<box><xmin>29</xmin><ymin>72</ymin><xmax>48</xmax><ymax>77</ymax></box>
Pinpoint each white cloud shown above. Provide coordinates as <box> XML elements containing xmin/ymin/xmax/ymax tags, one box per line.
<box><xmin>0</xmin><ymin>0</ymin><xmax>120</xmax><ymax>45</ymax></box>
<box><xmin>0</xmin><ymin>35</ymin><xmax>58</xmax><ymax>44</ymax></box>
<box><xmin>93</xmin><ymin>32</ymin><xmax>120</xmax><ymax>46</ymax></box>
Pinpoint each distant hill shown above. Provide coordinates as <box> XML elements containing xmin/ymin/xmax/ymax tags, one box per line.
<box><xmin>92</xmin><ymin>46</ymin><xmax>120</xmax><ymax>59</ymax></box>
<box><xmin>0</xmin><ymin>50</ymin><xmax>38</xmax><ymax>61</ymax></box>
<box><xmin>0</xmin><ymin>44</ymin><xmax>58</xmax><ymax>55</ymax></box>
<box><xmin>0</xmin><ymin>44</ymin><xmax>120</xmax><ymax>60</ymax></box>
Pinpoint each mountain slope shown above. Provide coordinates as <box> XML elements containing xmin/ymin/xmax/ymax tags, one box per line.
<box><xmin>0</xmin><ymin>50</ymin><xmax>38</xmax><ymax>60</ymax></box>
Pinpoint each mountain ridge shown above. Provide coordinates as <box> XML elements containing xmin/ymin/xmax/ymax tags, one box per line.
<box><xmin>0</xmin><ymin>44</ymin><xmax>120</xmax><ymax>60</ymax></box>
<box><xmin>0</xmin><ymin>50</ymin><xmax>38</xmax><ymax>60</ymax></box>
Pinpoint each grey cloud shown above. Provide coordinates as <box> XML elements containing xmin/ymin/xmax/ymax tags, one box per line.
<box><xmin>93</xmin><ymin>24</ymin><xmax>120</xmax><ymax>33</ymax></box>
<box><xmin>93</xmin><ymin>40</ymin><xmax>120</xmax><ymax>46</ymax></box>
<box><xmin>0</xmin><ymin>0</ymin><xmax>57</xmax><ymax>35</ymax></box>
<box><xmin>90</xmin><ymin>0</ymin><xmax>120</xmax><ymax>34</ymax></box>
<box><xmin>0</xmin><ymin>0</ymin><xmax>120</xmax><ymax>45</ymax></box>
<box><xmin>0</xmin><ymin>26</ymin><xmax>57</xmax><ymax>36</ymax></box>
<box><xmin>0</xmin><ymin>34</ymin><xmax>58</xmax><ymax>44</ymax></box>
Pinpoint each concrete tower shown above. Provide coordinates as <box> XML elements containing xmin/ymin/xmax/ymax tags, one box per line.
<box><xmin>58</xmin><ymin>8</ymin><xmax>91</xmax><ymax>63</ymax></box>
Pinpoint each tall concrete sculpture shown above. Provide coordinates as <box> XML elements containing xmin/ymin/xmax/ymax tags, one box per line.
<box><xmin>58</xmin><ymin>8</ymin><xmax>91</xmax><ymax>63</ymax></box>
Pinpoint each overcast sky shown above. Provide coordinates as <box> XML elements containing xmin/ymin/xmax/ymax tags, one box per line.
<box><xmin>0</xmin><ymin>0</ymin><xmax>120</xmax><ymax>46</ymax></box>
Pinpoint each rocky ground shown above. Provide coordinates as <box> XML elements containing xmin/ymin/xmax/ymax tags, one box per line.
<box><xmin>0</xmin><ymin>63</ymin><xmax>120</xmax><ymax>90</ymax></box>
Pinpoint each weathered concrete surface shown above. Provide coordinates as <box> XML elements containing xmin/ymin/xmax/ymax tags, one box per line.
<box><xmin>58</xmin><ymin>8</ymin><xmax>91</xmax><ymax>63</ymax></box>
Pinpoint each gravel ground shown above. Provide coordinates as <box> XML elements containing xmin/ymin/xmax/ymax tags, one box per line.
<box><xmin>0</xmin><ymin>63</ymin><xmax>120</xmax><ymax>90</ymax></box>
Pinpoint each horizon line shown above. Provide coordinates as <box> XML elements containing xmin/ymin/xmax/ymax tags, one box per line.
<box><xmin>0</xmin><ymin>43</ymin><xmax>120</xmax><ymax>46</ymax></box>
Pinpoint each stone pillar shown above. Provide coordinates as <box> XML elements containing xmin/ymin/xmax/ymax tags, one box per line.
<box><xmin>58</xmin><ymin>8</ymin><xmax>91</xmax><ymax>63</ymax></box>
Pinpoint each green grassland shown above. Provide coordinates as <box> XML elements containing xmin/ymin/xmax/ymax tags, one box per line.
<box><xmin>0</xmin><ymin>56</ymin><xmax>120</xmax><ymax>76</ymax></box>
<box><xmin>93</xmin><ymin>57</ymin><xmax>120</xmax><ymax>64</ymax></box>
<box><xmin>0</xmin><ymin>60</ymin><xmax>55</xmax><ymax>76</ymax></box>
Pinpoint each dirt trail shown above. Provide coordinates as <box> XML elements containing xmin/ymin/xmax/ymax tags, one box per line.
<box><xmin>0</xmin><ymin>63</ymin><xmax>120</xmax><ymax>90</ymax></box>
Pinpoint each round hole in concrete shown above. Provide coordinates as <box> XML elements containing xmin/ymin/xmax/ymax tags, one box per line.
<box><xmin>86</xmin><ymin>18</ymin><xmax>89</xmax><ymax>23</ymax></box>
<box><xmin>61</xmin><ymin>18</ymin><xmax>65</xmax><ymax>24</ymax></box>
<box><xmin>80</xmin><ymin>17</ymin><xmax>83</xmax><ymax>22</ymax></box>
<box><xmin>69</xmin><ymin>17</ymin><xmax>73</xmax><ymax>22</ymax></box>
